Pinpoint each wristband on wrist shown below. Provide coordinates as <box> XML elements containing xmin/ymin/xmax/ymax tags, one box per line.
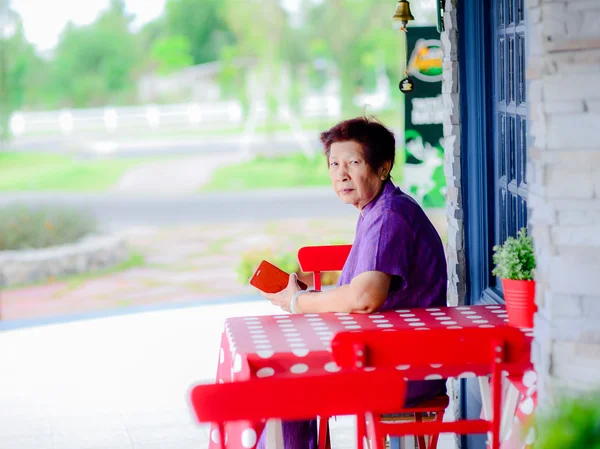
<box><xmin>290</xmin><ymin>290</ymin><xmax>307</xmax><ymax>314</ymax></box>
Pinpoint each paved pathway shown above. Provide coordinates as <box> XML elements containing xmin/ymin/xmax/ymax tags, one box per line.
<box><xmin>0</xmin><ymin>300</ymin><xmax>455</xmax><ymax>449</ymax></box>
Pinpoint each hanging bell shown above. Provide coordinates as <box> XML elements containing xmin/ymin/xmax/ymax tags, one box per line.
<box><xmin>392</xmin><ymin>0</ymin><xmax>415</xmax><ymax>26</ymax></box>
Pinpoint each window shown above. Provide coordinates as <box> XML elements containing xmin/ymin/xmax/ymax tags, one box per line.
<box><xmin>494</xmin><ymin>0</ymin><xmax>528</xmax><ymax>246</ymax></box>
<box><xmin>491</xmin><ymin>0</ymin><xmax>528</xmax><ymax>295</ymax></box>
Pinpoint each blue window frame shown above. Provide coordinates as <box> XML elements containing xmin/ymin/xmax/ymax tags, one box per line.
<box><xmin>462</xmin><ymin>0</ymin><xmax>528</xmax><ymax>308</ymax></box>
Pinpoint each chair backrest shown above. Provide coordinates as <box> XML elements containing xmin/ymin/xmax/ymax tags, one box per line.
<box><xmin>189</xmin><ymin>370</ymin><xmax>406</xmax><ymax>425</ymax></box>
<box><xmin>297</xmin><ymin>244</ymin><xmax>352</xmax><ymax>291</ymax></box>
<box><xmin>331</xmin><ymin>327</ymin><xmax>529</xmax><ymax>370</ymax></box>
<box><xmin>331</xmin><ymin>327</ymin><xmax>526</xmax><ymax>449</ymax></box>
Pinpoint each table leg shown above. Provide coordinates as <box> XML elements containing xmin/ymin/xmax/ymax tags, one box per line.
<box><xmin>266</xmin><ymin>419</ymin><xmax>284</xmax><ymax>449</ymax></box>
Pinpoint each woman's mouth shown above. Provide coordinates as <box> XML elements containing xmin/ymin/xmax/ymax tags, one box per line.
<box><xmin>340</xmin><ymin>188</ymin><xmax>354</xmax><ymax>195</ymax></box>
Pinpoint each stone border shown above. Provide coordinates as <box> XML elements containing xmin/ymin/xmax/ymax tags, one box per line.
<box><xmin>0</xmin><ymin>234</ymin><xmax>128</xmax><ymax>288</ymax></box>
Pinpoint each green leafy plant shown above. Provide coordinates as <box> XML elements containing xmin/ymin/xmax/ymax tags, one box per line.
<box><xmin>533</xmin><ymin>393</ymin><xmax>600</xmax><ymax>449</ymax></box>
<box><xmin>491</xmin><ymin>228</ymin><xmax>536</xmax><ymax>280</ymax></box>
<box><xmin>0</xmin><ymin>204</ymin><xmax>98</xmax><ymax>251</ymax></box>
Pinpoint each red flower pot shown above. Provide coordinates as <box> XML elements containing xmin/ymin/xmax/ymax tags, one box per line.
<box><xmin>501</xmin><ymin>279</ymin><xmax>536</xmax><ymax>328</ymax></box>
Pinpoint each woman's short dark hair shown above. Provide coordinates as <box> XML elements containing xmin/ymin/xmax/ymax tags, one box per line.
<box><xmin>320</xmin><ymin>116</ymin><xmax>396</xmax><ymax>178</ymax></box>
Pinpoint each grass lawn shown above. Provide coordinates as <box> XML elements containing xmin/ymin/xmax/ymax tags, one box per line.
<box><xmin>201</xmin><ymin>152</ymin><xmax>405</xmax><ymax>191</ymax></box>
<box><xmin>0</xmin><ymin>152</ymin><xmax>157</xmax><ymax>192</ymax></box>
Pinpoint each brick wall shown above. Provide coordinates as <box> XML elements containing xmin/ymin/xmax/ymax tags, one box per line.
<box><xmin>441</xmin><ymin>0</ymin><xmax>465</xmax><ymax>309</ymax></box>
<box><xmin>526</xmin><ymin>0</ymin><xmax>600</xmax><ymax>401</ymax></box>
<box><xmin>440</xmin><ymin>1</ymin><xmax>463</xmax><ymax>446</ymax></box>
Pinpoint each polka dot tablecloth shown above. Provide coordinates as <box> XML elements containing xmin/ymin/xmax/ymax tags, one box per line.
<box><xmin>208</xmin><ymin>305</ymin><xmax>533</xmax><ymax>449</ymax></box>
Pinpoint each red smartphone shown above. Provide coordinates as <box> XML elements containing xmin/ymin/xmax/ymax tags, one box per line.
<box><xmin>249</xmin><ymin>260</ymin><xmax>308</xmax><ymax>293</ymax></box>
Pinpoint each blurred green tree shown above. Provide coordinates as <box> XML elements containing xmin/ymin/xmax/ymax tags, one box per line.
<box><xmin>150</xmin><ymin>35</ymin><xmax>194</xmax><ymax>75</ymax></box>
<box><xmin>305</xmin><ymin>0</ymin><xmax>401</xmax><ymax>115</ymax></box>
<box><xmin>163</xmin><ymin>0</ymin><xmax>234</xmax><ymax>65</ymax></box>
<box><xmin>50</xmin><ymin>0</ymin><xmax>140</xmax><ymax>107</ymax></box>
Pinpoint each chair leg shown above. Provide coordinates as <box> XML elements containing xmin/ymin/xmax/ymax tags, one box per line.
<box><xmin>427</xmin><ymin>411</ymin><xmax>444</xmax><ymax>449</ymax></box>
<box><xmin>414</xmin><ymin>413</ymin><xmax>426</xmax><ymax>449</ymax></box>
<box><xmin>357</xmin><ymin>414</ymin><xmax>366</xmax><ymax>449</ymax></box>
<box><xmin>318</xmin><ymin>417</ymin><xmax>331</xmax><ymax>449</ymax></box>
<box><xmin>218</xmin><ymin>422</ymin><xmax>226</xmax><ymax>449</ymax></box>
<box><xmin>491</xmin><ymin>369</ymin><xmax>502</xmax><ymax>449</ymax></box>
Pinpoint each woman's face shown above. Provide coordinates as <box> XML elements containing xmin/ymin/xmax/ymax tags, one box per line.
<box><xmin>328</xmin><ymin>140</ymin><xmax>389</xmax><ymax>210</ymax></box>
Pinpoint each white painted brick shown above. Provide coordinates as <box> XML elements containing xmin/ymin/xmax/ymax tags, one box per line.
<box><xmin>594</xmin><ymin>166</ymin><xmax>600</xmax><ymax>198</ymax></box>
<box><xmin>557</xmin><ymin>206</ymin><xmax>600</xmax><ymax>226</ymax></box>
<box><xmin>549</xmin><ymin>317</ymin><xmax>600</xmax><ymax>342</ymax></box>
<box><xmin>444</xmin><ymin>156</ymin><xmax>461</xmax><ymax>179</ymax></box>
<box><xmin>544</xmin><ymin>100</ymin><xmax>585</xmax><ymax>114</ymax></box>
<box><xmin>443</xmin><ymin>8</ymin><xmax>457</xmax><ymax>30</ymax></box>
<box><xmin>541</xmin><ymin>3</ymin><xmax>568</xmax><ymax>40</ymax></box>
<box><xmin>444</xmin><ymin>134</ymin><xmax>460</xmax><ymax>158</ymax></box>
<box><xmin>526</xmin><ymin>0</ymin><xmax>541</xmax><ymax>8</ymax></box>
<box><xmin>442</xmin><ymin>92</ymin><xmax>460</xmax><ymax>119</ymax></box>
<box><xmin>528</xmin><ymin>6</ymin><xmax>542</xmax><ymax>23</ymax></box>
<box><xmin>441</xmin><ymin>30</ymin><xmax>458</xmax><ymax>62</ymax></box>
<box><xmin>567</xmin><ymin>0</ymin><xmax>600</xmax><ymax>11</ymax></box>
<box><xmin>588</xmin><ymin>100</ymin><xmax>600</xmax><ymax>113</ymax></box>
<box><xmin>552</xmin><ymin>226</ymin><xmax>600</xmax><ymax>246</ymax></box>
<box><xmin>541</xmin><ymin>150</ymin><xmax>600</xmax><ymax>169</ymax></box>
<box><xmin>528</xmin><ymin>23</ymin><xmax>545</xmax><ymax>61</ymax></box>
<box><xmin>566</xmin><ymin>9</ymin><xmax>600</xmax><ymax>40</ymax></box>
<box><xmin>528</xmin><ymin>191</ymin><xmax>556</xmax><ymax>224</ymax></box>
<box><xmin>546</xmin><ymin>293</ymin><xmax>583</xmax><ymax>318</ymax></box>
<box><xmin>447</xmin><ymin>226</ymin><xmax>463</xmax><ymax>251</ymax></box>
<box><xmin>528</xmin><ymin>79</ymin><xmax>544</xmax><ymax>103</ymax></box>
<box><xmin>446</xmin><ymin>184</ymin><xmax>460</xmax><ymax>203</ymax></box>
<box><xmin>556</xmin><ymin>246</ymin><xmax>600</xmax><ymax>264</ymax></box>
<box><xmin>575</xmin><ymin>342</ymin><xmax>600</xmax><ymax>358</ymax></box>
<box><xmin>546</xmin><ymin>166</ymin><xmax>593</xmax><ymax>198</ymax></box>
<box><xmin>549</xmin><ymin>254</ymin><xmax>600</xmax><ymax>296</ymax></box>
<box><xmin>553</xmin><ymin>358</ymin><xmax>600</xmax><ymax>386</ymax></box>
<box><xmin>530</xmin><ymin>116</ymin><xmax>548</xmax><ymax>149</ymax></box>
<box><xmin>544</xmin><ymin>48</ymin><xmax>600</xmax><ymax>72</ymax></box>
<box><xmin>444</xmin><ymin>123</ymin><xmax>460</xmax><ymax>139</ymax></box>
<box><xmin>582</xmin><ymin>296</ymin><xmax>600</xmax><ymax>317</ymax></box>
<box><xmin>442</xmin><ymin>66</ymin><xmax>459</xmax><ymax>94</ymax></box>
<box><xmin>544</xmin><ymin>75</ymin><xmax>600</xmax><ymax>101</ymax></box>
<box><xmin>546</xmin><ymin>114</ymin><xmax>600</xmax><ymax>150</ymax></box>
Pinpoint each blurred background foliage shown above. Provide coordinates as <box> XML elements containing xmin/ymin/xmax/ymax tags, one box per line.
<box><xmin>1</xmin><ymin>0</ymin><xmax>435</xmax><ymax>114</ymax></box>
<box><xmin>0</xmin><ymin>204</ymin><xmax>97</xmax><ymax>250</ymax></box>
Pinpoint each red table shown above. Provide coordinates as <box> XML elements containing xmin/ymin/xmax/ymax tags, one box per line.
<box><xmin>207</xmin><ymin>305</ymin><xmax>533</xmax><ymax>449</ymax></box>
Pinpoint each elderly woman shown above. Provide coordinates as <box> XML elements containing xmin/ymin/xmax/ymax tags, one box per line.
<box><xmin>259</xmin><ymin>116</ymin><xmax>447</xmax><ymax>449</ymax></box>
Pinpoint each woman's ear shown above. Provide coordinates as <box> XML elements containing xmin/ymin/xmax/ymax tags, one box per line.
<box><xmin>380</xmin><ymin>161</ymin><xmax>392</xmax><ymax>180</ymax></box>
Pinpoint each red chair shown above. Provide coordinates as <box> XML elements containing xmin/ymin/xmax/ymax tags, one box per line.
<box><xmin>297</xmin><ymin>244</ymin><xmax>450</xmax><ymax>449</ymax></box>
<box><xmin>189</xmin><ymin>370</ymin><xmax>408</xmax><ymax>449</ymax></box>
<box><xmin>331</xmin><ymin>327</ymin><xmax>530</xmax><ymax>449</ymax></box>
<box><xmin>297</xmin><ymin>244</ymin><xmax>352</xmax><ymax>292</ymax></box>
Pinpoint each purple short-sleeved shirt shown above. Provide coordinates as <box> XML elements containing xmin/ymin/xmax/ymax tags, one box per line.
<box><xmin>338</xmin><ymin>180</ymin><xmax>448</xmax><ymax>406</ymax></box>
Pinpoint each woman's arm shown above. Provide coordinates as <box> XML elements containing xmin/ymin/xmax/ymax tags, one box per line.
<box><xmin>259</xmin><ymin>269</ymin><xmax>393</xmax><ymax>314</ymax></box>
<box><xmin>295</xmin><ymin>270</ymin><xmax>391</xmax><ymax>313</ymax></box>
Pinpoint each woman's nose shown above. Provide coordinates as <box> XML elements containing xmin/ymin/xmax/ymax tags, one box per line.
<box><xmin>337</xmin><ymin>169</ymin><xmax>349</xmax><ymax>182</ymax></box>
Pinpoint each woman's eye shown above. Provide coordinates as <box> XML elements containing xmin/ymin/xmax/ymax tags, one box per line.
<box><xmin>330</xmin><ymin>162</ymin><xmax>338</xmax><ymax>166</ymax></box>
<box><xmin>351</xmin><ymin>160</ymin><xmax>359</xmax><ymax>164</ymax></box>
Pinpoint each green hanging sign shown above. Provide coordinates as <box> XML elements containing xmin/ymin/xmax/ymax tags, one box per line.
<box><xmin>403</xmin><ymin>26</ymin><xmax>445</xmax><ymax>208</ymax></box>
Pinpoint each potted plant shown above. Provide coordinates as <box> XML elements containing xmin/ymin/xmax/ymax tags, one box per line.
<box><xmin>492</xmin><ymin>228</ymin><xmax>536</xmax><ymax>328</ymax></box>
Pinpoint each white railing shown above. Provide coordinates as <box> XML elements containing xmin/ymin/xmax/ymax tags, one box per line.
<box><xmin>8</xmin><ymin>96</ymin><xmax>344</xmax><ymax>137</ymax></box>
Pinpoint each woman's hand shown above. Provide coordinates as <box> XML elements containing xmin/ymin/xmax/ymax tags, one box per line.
<box><xmin>260</xmin><ymin>273</ymin><xmax>302</xmax><ymax>312</ymax></box>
